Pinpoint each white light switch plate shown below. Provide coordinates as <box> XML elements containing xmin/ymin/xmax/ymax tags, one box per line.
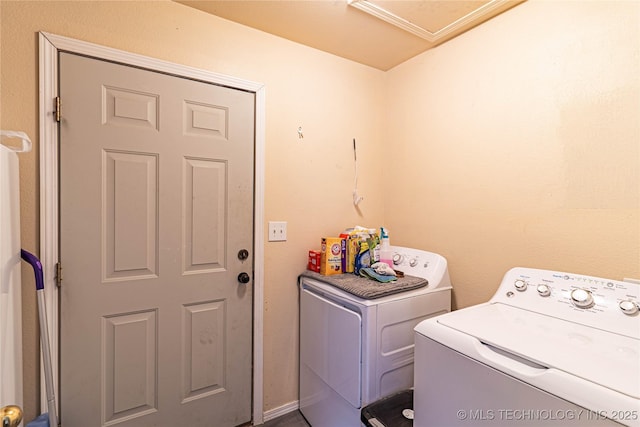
<box><xmin>268</xmin><ymin>221</ymin><xmax>287</xmax><ymax>242</ymax></box>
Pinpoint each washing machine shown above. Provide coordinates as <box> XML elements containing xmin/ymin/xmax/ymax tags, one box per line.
<box><xmin>299</xmin><ymin>246</ymin><xmax>452</xmax><ymax>427</ymax></box>
<box><xmin>414</xmin><ymin>267</ymin><xmax>640</xmax><ymax>426</ymax></box>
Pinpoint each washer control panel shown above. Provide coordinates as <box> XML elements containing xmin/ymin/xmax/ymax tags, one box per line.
<box><xmin>491</xmin><ymin>267</ymin><xmax>640</xmax><ymax>338</ymax></box>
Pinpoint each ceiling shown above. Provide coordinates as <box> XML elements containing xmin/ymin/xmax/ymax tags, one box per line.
<box><xmin>176</xmin><ymin>0</ymin><xmax>525</xmax><ymax>71</ymax></box>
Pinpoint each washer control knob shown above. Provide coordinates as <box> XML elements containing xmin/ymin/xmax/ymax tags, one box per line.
<box><xmin>537</xmin><ymin>284</ymin><xmax>551</xmax><ymax>297</ymax></box>
<box><xmin>393</xmin><ymin>254</ymin><xmax>404</xmax><ymax>265</ymax></box>
<box><xmin>409</xmin><ymin>258</ymin><xmax>418</xmax><ymax>267</ymax></box>
<box><xmin>514</xmin><ymin>279</ymin><xmax>527</xmax><ymax>292</ymax></box>
<box><xmin>619</xmin><ymin>300</ymin><xmax>639</xmax><ymax>316</ymax></box>
<box><xmin>570</xmin><ymin>288</ymin><xmax>594</xmax><ymax>309</ymax></box>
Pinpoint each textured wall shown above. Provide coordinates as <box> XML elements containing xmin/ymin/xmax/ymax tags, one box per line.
<box><xmin>384</xmin><ymin>0</ymin><xmax>640</xmax><ymax>309</ymax></box>
<box><xmin>0</xmin><ymin>0</ymin><xmax>385</xmax><ymax>421</ymax></box>
<box><xmin>2</xmin><ymin>0</ymin><xmax>638</xmax><ymax>423</ymax></box>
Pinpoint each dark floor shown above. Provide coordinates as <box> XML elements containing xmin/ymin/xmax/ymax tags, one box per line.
<box><xmin>261</xmin><ymin>410</ymin><xmax>310</xmax><ymax>427</ymax></box>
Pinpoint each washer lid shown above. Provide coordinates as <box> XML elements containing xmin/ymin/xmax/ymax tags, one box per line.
<box><xmin>432</xmin><ymin>303</ymin><xmax>640</xmax><ymax>399</ymax></box>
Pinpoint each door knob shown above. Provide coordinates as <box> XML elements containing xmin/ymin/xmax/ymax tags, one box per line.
<box><xmin>1</xmin><ymin>405</ymin><xmax>23</xmax><ymax>427</ymax></box>
<box><xmin>238</xmin><ymin>272</ymin><xmax>251</xmax><ymax>284</ymax></box>
<box><xmin>238</xmin><ymin>249</ymin><xmax>249</xmax><ymax>261</ymax></box>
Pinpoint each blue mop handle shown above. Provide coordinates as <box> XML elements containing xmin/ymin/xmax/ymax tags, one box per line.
<box><xmin>21</xmin><ymin>250</ymin><xmax>58</xmax><ymax>427</ymax></box>
<box><xmin>20</xmin><ymin>250</ymin><xmax>44</xmax><ymax>290</ymax></box>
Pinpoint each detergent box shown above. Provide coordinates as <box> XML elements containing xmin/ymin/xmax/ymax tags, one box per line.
<box><xmin>308</xmin><ymin>250</ymin><xmax>321</xmax><ymax>273</ymax></box>
<box><xmin>339</xmin><ymin>233</ymin><xmax>360</xmax><ymax>273</ymax></box>
<box><xmin>320</xmin><ymin>237</ymin><xmax>343</xmax><ymax>275</ymax></box>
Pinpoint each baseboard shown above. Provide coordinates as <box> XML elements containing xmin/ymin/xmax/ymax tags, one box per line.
<box><xmin>263</xmin><ymin>400</ymin><xmax>300</xmax><ymax>422</ymax></box>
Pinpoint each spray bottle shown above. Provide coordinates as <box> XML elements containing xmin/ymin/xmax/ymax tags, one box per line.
<box><xmin>379</xmin><ymin>227</ymin><xmax>393</xmax><ymax>269</ymax></box>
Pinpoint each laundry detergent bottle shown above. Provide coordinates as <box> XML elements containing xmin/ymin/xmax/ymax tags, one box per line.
<box><xmin>379</xmin><ymin>227</ymin><xmax>393</xmax><ymax>269</ymax></box>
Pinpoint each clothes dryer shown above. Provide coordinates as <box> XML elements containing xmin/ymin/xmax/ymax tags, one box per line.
<box><xmin>299</xmin><ymin>246</ymin><xmax>452</xmax><ymax>427</ymax></box>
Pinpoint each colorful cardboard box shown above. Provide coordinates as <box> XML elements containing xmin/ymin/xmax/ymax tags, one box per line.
<box><xmin>308</xmin><ymin>250</ymin><xmax>321</xmax><ymax>273</ymax></box>
<box><xmin>320</xmin><ymin>237</ymin><xmax>343</xmax><ymax>275</ymax></box>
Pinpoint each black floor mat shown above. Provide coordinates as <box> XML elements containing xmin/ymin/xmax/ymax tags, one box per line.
<box><xmin>361</xmin><ymin>389</ymin><xmax>414</xmax><ymax>427</ymax></box>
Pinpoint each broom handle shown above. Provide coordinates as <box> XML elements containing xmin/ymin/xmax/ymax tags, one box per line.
<box><xmin>21</xmin><ymin>250</ymin><xmax>58</xmax><ymax>427</ymax></box>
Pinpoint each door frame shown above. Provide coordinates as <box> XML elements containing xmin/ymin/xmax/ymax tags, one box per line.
<box><xmin>38</xmin><ymin>31</ymin><xmax>266</xmax><ymax>425</ymax></box>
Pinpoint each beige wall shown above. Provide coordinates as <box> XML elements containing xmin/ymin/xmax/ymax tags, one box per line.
<box><xmin>1</xmin><ymin>0</ymin><xmax>639</xmax><ymax>423</ymax></box>
<box><xmin>0</xmin><ymin>0</ymin><xmax>386</xmax><ymax>421</ymax></box>
<box><xmin>384</xmin><ymin>0</ymin><xmax>640</xmax><ymax>309</ymax></box>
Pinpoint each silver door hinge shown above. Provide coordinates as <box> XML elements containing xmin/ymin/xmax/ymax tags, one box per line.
<box><xmin>55</xmin><ymin>96</ymin><xmax>61</xmax><ymax>122</ymax></box>
<box><xmin>55</xmin><ymin>262</ymin><xmax>62</xmax><ymax>287</ymax></box>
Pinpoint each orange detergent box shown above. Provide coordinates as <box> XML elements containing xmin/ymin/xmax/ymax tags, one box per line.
<box><xmin>308</xmin><ymin>250</ymin><xmax>321</xmax><ymax>273</ymax></box>
<box><xmin>320</xmin><ymin>237</ymin><xmax>343</xmax><ymax>275</ymax></box>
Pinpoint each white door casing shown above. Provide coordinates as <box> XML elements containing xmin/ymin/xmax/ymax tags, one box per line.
<box><xmin>38</xmin><ymin>32</ymin><xmax>266</xmax><ymax>425</ymax></box>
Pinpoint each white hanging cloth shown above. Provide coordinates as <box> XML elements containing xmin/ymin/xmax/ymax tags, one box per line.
<box><xmin>0</xmin><ymin>130</ymin><xmax>32</xmax><ymax>153</ymax></box>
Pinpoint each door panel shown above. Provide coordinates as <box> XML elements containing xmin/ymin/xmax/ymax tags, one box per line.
<box><xmin>183</xmin><ymin>158</ymin><xmax>226</xmax><ymax>272</ymax></box>
<box><xmin>182</xmin><ymin>300</ymin><xmax>225</xmax><ymax>400</ymax></box>
<box><xmin>59</xmin><ymin>52</ymin><xmax>254</xmax><ymax>427</ymax></box>
<box><xmin>300</xmin><ymin>288</ymin><xmax>362</xmax><ymax>407</ymax></box>
<box><xmin>104</xmin><ymin>150</ymin><xmax>159</xmax><ymax>281</ymax></box>
<box><xmin>103</xmin><ymin>310</ymin><xmax>157</xmax><ymax>423</ymax></box>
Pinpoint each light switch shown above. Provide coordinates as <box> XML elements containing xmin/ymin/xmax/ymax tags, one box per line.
<box><xmin>268</xmin><ymin>221</ymin><xmax>287</xmax><ymax>242</ymax></box>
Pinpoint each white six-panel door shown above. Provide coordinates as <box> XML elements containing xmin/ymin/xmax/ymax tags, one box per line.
<box><xmin>59</xmin><ymin>52</ymin><xmax>255</xmax><ymax>427</ymax></box>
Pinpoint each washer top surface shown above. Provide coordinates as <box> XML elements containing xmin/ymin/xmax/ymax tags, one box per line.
<box><xmin>428</xmin><ymin>302</ymin><xmax>639</xmax><ymax>399</ymax></box>
<box><xmin>300</xmin><ymin>246</ymin><xmax>452</xmax><ymax>307</ymax></box>
<box><xmin>415</xmin><ymin>267</ymin><xmax>640</xmax><ymax>399</ymax></box>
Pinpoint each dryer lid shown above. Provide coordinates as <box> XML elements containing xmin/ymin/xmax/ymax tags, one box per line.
<box><xmin>432</xmin><ymin>303</ymin><xmax>640</xmax><ymax>400</ymax></box>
